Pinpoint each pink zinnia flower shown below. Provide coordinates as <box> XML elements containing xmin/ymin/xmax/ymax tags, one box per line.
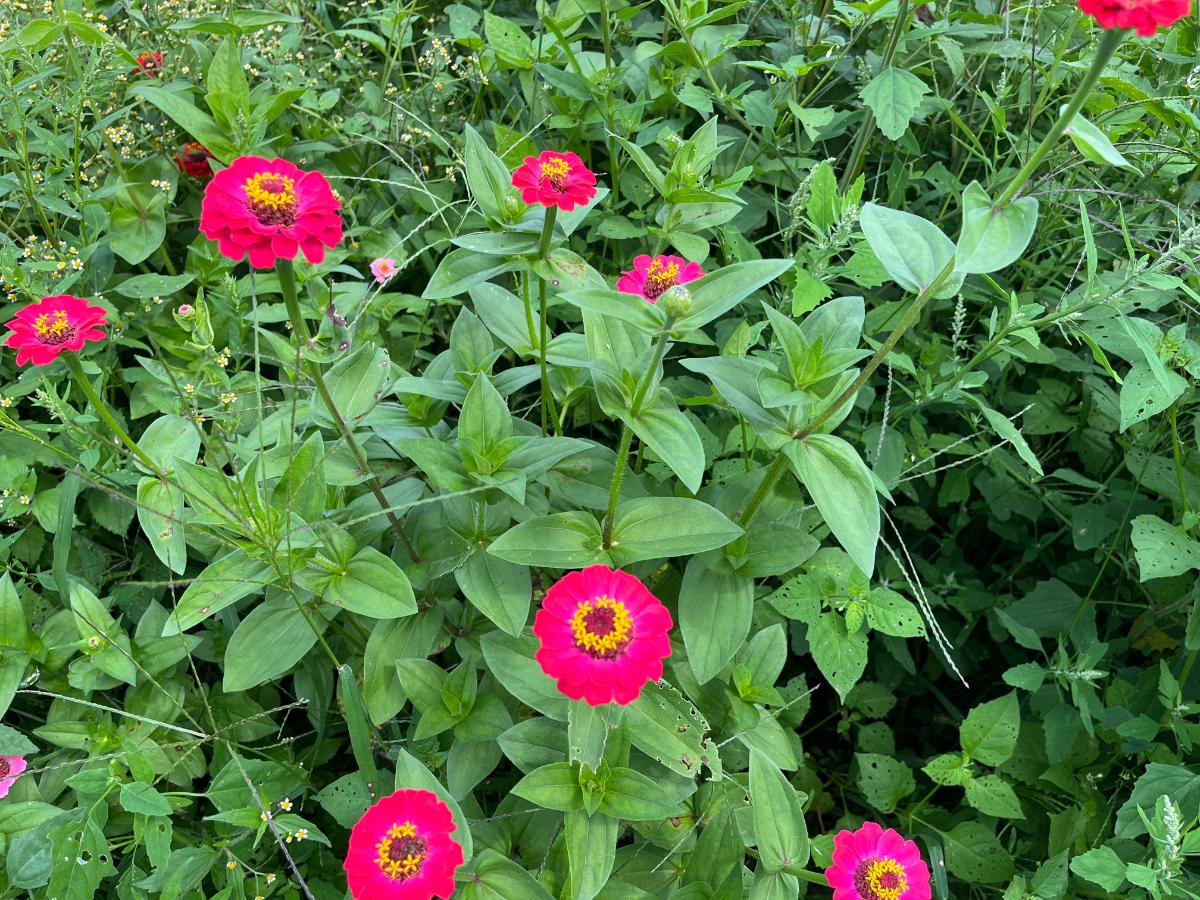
<box><xmin>616</xmin><ymin>254</ymin><xmax>705</xmax><ymax>303</ymax></box>
<box><xmin>344</xmin><ymin>789</ymin><xmax>463</xmax><ymax>900</ymax></box>
<box><xmin>199</xmin><ymin>156</ymin><xmax>343</xmax><ymax>269</ymax></box>
<box><xmin>1077</xmin><ymin>0</ymin><xmax>1190</xmax><ymax>34</ymax></box>
<box><xmin>825</xmin><ymin>822</ymin><xmax>931</xmax><ymax>900</ymax></box>
<box><xmin>0</xmin><ymin>755</ymin><xmax>27</xmax><ymax>798</ymax></box>
<box><xmin>370</xmin><ymin>257</ymin><xmax>398</xmax><ymax>284</ymax></box>
<box><xmin>510</xmin><ymin>150</ymin><xmax>597</xmax><ymax>212</ymax></box>
<box><xmin>4</xmin><ymin>295</ymin><xmax>107</xmax><ymax>367</ymax></box>
<box><xmin>533</xmin><ymin>565</ymin><xmax>672</xmax><ymax>706</ymax></box>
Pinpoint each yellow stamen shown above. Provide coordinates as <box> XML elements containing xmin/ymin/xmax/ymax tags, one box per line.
<box><xmin>243</xmin><ymin>172</ymin><xmax>297</xmax><ymax>224</ymax></box>
<box><xmin>33</xmin><ymin>309</ymin><xmax>72</xmax><ymax>343</ymax></box>
<box><xmin>570</xmin><ymin>596</ymin><xmax>633</xmax><ymax>658</ymax></box>
<box><xmin>539</xmin><ymin>156</ymin><xmax>570</xmax><ymax>186</ymax></box>
<box><xmin>375</xmin><ymin>821</ymin><xmax>425</xmax><ymax>881</ymax></box>
<box><xmin>863</xmin><ymin>858</ymin><xmax>909</xmax><ymax>900</ymax></box>
<box><xmin>644</xmin><ymin>258</ymin><xmax>681</xmax><ymax>298</ymax></box>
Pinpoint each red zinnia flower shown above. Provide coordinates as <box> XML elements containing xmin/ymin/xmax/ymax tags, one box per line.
<box><xmin>175</xmin><ymin>142</ymin><xmax>215</xmax><ymax>179</ymax></box>
<box><xmin>616</xmin><ymin>254</ymin><xmax>705</xmax><ymax>303</ymax></box>
<box><xmin>0</xmin><ymin>755</ymin><xmax>27</xmax><ymax>798</ymax></box>
<box><xmin>4</xmin><ymin>295</ymin><xmax>107</xmax><ymax>367</ymax></box>
<box><xmin>825</xmin><ymin>822</ymin><xmax>931</xmax><ymax>900</ymax></box>
<box><xmin>344</xmin><ymin>789</ymin><xmax>463</xmax><ymax>900</ymax></box>
<box><xmin>533</xmin><ymin>565</ymin><xmax>672</xmax><ymax>706</ymax></box>
<box><xmin>133</xmin><ymin>52</ymin><xmax>164</xmax><ymax>76</ymax></box>
<box><xmin>199</xmin><ymin>156</ymin><xmax>343</xmax><ymax>269</ymax></box>
<box><xmin>511</xmin><ymin>150</ymin><xmax>597</xmax><ymax>212</ymax></box>
<box><xmin>1077</xmin><ymin>0</ymin><xmax>1190</xmax><ymax>34</ymax></box>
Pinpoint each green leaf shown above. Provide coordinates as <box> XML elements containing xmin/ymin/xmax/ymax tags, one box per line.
<box><xmin>487</xmin><ymin>511</ymin><xmax>606</xmax><ymax>568</ymax></box>
<box><xmin>625</xmin><ymin>680</ymin><xmax>721</xmax><ymax>779</ymax></box>
<box><xmin>750</xmin><ymin>749</ymin><xmax>808</xmax><ymax>871</ymax></box>
<box><xmin>855</xmin><ymin>752</ymin><xmax>915</xmax><ymax>814</ymax></box>
<box><xmin>511</xmin><ymin>762</ymin><xmax>584</xmax><ymax>812</ymax></box>
<box><xmin>567</xmin><ymin>701</ymin><xmax>617</xmax><ymax>771</ymax></box>
<box><xmin>975</xmin><ymin>402</ymin><xmax>1044</xmax><ymax>477</ymax></box>
<box><xmin>480</xmin><ymin>631</ymin><xmax>569</xmax><ymax>720</ymax></box>
<box><xmin>327</xmin><ymin>547</ymin><xmax>417</xmax><ymax>618</ymax></box>
<box><xmin>110</xmin><ymin>200</ymin><xmax>167</xmax><ymax>266</ymax></box>
<box><xmin>597</xmin><ymin>767</ymin><xmax>682</xmax><ymax>821</ymax></box>
<box><xmin>960</xmin><ymin>692</ymin><xmax>1020</xmax><ymax>766</ymax></box>
<box><xmin>1070</xmin><ymin>847</ymin><xmax>1127</xmax><ymax>892</ymax></box>
<box><xmin>119</xmin><ymin>782</ymin><xmax>171</xmax><ymax>817</ymax></box>
<box><xmin>1119</xmin><ymin>363</ymin><xmax>1187</xmax><ymax>432</ymax></box>
<box><xmin>565</xmin><ymin>810</ymin><xmax>617</xmax><ymax>900</ymax></box>
<box><xmin>393</xmin><ymin>749</ymin><xmax>473</xmax><ymax>862</ymax></box>
<box><xmin>964</xmin><ymin>774</ymin><xmax>1024</xmax><ymax>818</ymax></box>
<box><xmin>113</xmin><ymin>273</ymin><xmax>195</xmax><ymax>299</ymax></box>
<box><xmin>455</xmin><ymin>553</ymin><xmax>531</xmax><ymax>636</ymax></box>
<box><xmin>128</xmin><ymin>85</ymin><xmax>235</xmax><ymax>160</ymax></box>
<box><xmin>861</xmin><ymin>67</ymin><xmax>930</xmax><ymax>140</ymax></box>
<box><xmin>0</xmin><ymin>573</ymin><xmax>29</xmax><ymax>651</ymax></box>
<box><xmin>462</xmin><ymin>124</ymin><xmax>513</xmax><ymax>222</ymax></box>
<box><xmin>922</xmin><ymin>752</ymin><xmax>972</xmax><ymax>787</ymax></box>
<box><xmin>675</xmin><ymin>260</ymin><xmax>795</xmax><ymax>332</ymax></box>
<box><xmin>424</xmin><ymin>248</ymin><xmax>519</xmax><ymax>299</ymax></box>
<box><xmin>863</xmin><ymin>589</ymin><xmax>925</xmax><ymax>637</ymax></box>
<box><xmin>859</xmin><ymin>203</ymin><xmax>963</xmax><ymax>299</ymax></box>
<box><xmin>484</xmin><ymin>10</ymin><xmax>534</xmax><ymax>67</ymax></box>
<box><xmin>786</xmin><ymin>435</ymin><xmax>879</xmax><ymax>576</ymax></box>
<box><xmin>222</xmin><ymin>597</ymin><xmax>321</xmax><ymax>691</ymax></box>
<box><xmin>1115</xmin><ymin>764</ymin><xmax>1200</xmax><ymax>838</ymax></box>
<box><xmin>678</xmin><ymin>557</ymin><xmax>753</xmax><ymax>684</ymax></box>
<box><xmin>558</xmin><ymin>288</ymin><xmax>665</xmax><ymax>334</ymax></box>
<box><xmin>609</xmin><ymin>497</ymin><xmax>742</xmax><ymax>565</ymax></box>
<box><xmin>315</xmin><ymin>344</ymin><xmax>389</xmax><ymax>428</ymax></box>
<box><xmin>460</xmin><ymin>849</ymin><xmax>555</xmax><ymax>900</ymax></box>
<box><xmin>69</xmin><ymin>583</ymin><xmax>137</xmax><ymax>685</ymax></box>
<box><xmin>206</xmin><ymin>37</ymin><xmax>250</xmax><ymax>115</ymax></box>
<box><xmin>1131</xmin><ymin>515</ymin><xmax>1200</xmax><ymax>581</ymax></box>
<box><xmin>137</xmin><ymin>478</ymin><xmax>187</xmax><ymax>576</ymax></box>
<box><xmin>955</xmin><ymin>181</ymin><xmax>1039</xmax><ymax>275</ymax></box>
<box><xmin>161</xmin><ymin>549</ymin><xmax>276</xmax><ymax>635</ymax></box>
<box><xmin>806</xmin><ymin>612</ymin><xmax>867</xmax><ymax>701</ymax></box>
<box><xmin>1065</xmin><ymin>110</ymin><xmax>1133</xmax><ymax>169</ymax></box>
<box><xmin>0</xmin><ymin>723</ymin><xmax>37</xmax><ymax>756</ymax></box>
<box><xmin>621</xmin><ymin>401</ymin><xmax>705</xmax><ymax>494</ymax></box>
<box><xmin>942</xmin><ymin>822</ymin><xmax>1014</xmax><ymax>884</ymax></box>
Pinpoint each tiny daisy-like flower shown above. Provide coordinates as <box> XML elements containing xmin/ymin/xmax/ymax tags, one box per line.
<box><xmin>200</xmin><ymin>156</ymin><xmax>343</xmax><ymax>268</ymax></box>
<box><xmin>345</xmin><ymin>789</ymin><xmax>463</xmax><ymax>900</ymax></box>
<box><xmin>260</xmin><ymin>810</ymin><xmax>271</xmax><ymax>821</ymax></box>
<box><xmin>194</xmin><ymin>415</ymin><xmax>205</xmax><ymax>425</ymax></box>
<box><xmin>0</xmin><ymin>754</ymin><xmax>28</xmax><ymax>798</ymax></box>
<box><xmin>18</xmin><ymin>495</ymin><xmax>30</xmax><ymax>506</ymax></box>
<box><xmin>176</xmin><ymin>142</ymin><xmax>216</xmax><ymax>179</ymax></box>
<box><xmin>226</xmin><ymin>860</ymin><xmax>237</xmax><ymax>870</ymax></box>
<box><xmin>370</xmin><ymin>257</ymin><xmax>398</xmax><ymax>284</ymax></box>
<box><xmin>184</xmin><ymin>383</ymin><xmax>195</xmax><ymax>393</ymax></box>
<box><xmin>825</xmin><ymin>822</ymin><xmax>931</xmax><ymax>900</ymax></box>
<box><xmin>510</xmin><ymin>150</ymin><xmax>597</xmax><ymax>212</ymax></box>
<box><xmin>3</xmin><ymin>295</ymin><xmax>107</xmax><ymax>367</ymax></box>
<box><xmin>295</xmin><ymin>828</ymin><xmax>309</xmax><ymax>841</ymax></box>
<box><xmin>1077</xmin><ymin>0</ymin><xmax>1190</xmax><ymax>34</ymax></box>
<box><xmin>0</xmin><ymin>397</ymin><xmax>11</xmax><ymax>408</ymax></box>
<box><xmin>533</xmin><ymin>565</ymin><xmax>673</xmax><ymax>706</ymax></box>
<box><xmin>279</xmin><ymin>797</ymin><xmax>293</xmax><ymax>811</ymax></box>
<box><xmin>266</xmin><ymin>874</ymin><xmax>276</xmax><ymax>884</ymax></box>
<box><xmin>616</xmin><ymin>254</ymin><xmax>705</xmax><ymax>304</ymax></box>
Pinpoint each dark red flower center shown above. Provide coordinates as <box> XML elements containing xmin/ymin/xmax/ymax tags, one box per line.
<box><xmin>33</xmin><ymin>309</ymin><xmax>76</xmax><ymax>346</ymax></box>
<box><xmin>643</xmin><ymin>258</ymin><xmax>681</xmax><ymax>300</ymax></box>
<box><xmin>0</xmin><ymin>758</ymin><xmax>9</xmax><ymax>778</ymax></box>
<box><xmin>570</xmin><ymin>596</ymin><xmax>633</xmax><ymax>659</ymax></box>
<box><xmin>375</xmin><ymin>821</ymin><xmax>427</xmax><ymax>881</ymax></box>
<box><xmin>853</xmin><ymin>857</ymin><xmax>909</xmax><ymax>900</ymax></box>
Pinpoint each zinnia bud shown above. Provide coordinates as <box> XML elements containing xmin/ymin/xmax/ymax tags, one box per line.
<box><xmin>660</xmin><ymin>284</ymin><xmax>692</xmax><ymax>318</ymax></box>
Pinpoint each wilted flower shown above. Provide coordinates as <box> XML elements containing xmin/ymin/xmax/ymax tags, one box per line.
<box><xmin>3</xmin><ymin>295</ymin><xmax>107</xmax><ymax>366</ymax></box>
<box><xmin>825</xmin><ymin>822</ymin><xmax>931</xmax><ymax>900</ymax></box>
<box><xmin>344</xmin><ymin>789</ymin><xmax>463</xmax><ymax>899</ymax></box>
<box><xmin>533</xmin><ymin>565</ymin><xmax>672</xmax><ymax>706</ymax></box>
<box><xmin>175</xmin><ymin>142</ymin><xmax>215</xmax><ymax>179</ymax></box>
<box><xmin>133</xmin><ymin>51</ymin><xmax>164</xmax><ymax>76</ymax></box>
<box><xmin>199</xmin><ymin>156</ymin><xmax>343</xmax><ymax>268</ymax></box>
<box><xmin>617</xmin><ymin>254</ymin><xmax>704</xmax><ymax>303</ymax></box>
<box><xmin>510</xmin><ymin>150</ymin><xmax>597</xmax><ymax>212</ymax></box>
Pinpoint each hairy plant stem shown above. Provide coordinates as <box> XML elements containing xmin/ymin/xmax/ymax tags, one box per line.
<box><xmin>601</xmin><ymin>320</ymin><xmax>675</xmax><ymax>547</ymax></box>
<box><xmin>738</xmin><ymin>451</ymin><xmax>790</xmax><ymax>530</ymax></box>
<box><xmin>277</xmin><ymin>259</ymin><xmax>421</xmax><ymax>563</ymax></box>
<box><xmin>994</xmin><ymin>27</ymin><xmax>1126</xmax><ymax>208</ymax></box>
<box><xmin>536</xmin><ymin>207</ymin><xmax>560</xmax><ymax>436</ymax></box>
<box><xmin>64</xmin><ymin>354</ymin><xmax>163</xmax><ymax>476</ymax></box>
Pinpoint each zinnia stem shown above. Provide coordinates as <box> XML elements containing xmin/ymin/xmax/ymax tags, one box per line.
<box><xmin>601</xmin><ymin>320</ymin><xmax>674</xmax><ymax>547</ymax></box>
<box><xmin>276</xmin><ymin>259</ymin><xmax>421</xmax><ymax>564</ymax></box>
<box><xmin>994</xmin><ymin>27</ymin><xmax>1126</xmax><ymax>209</ymax></box>
<box><xmin>64</xmin><ymin>354</ymin><xmax>163</xmax><ymax>476</ymax></box>
<box><xmin>738</xmin><ymin>451</ymin><xmax>790</xmax><ymax>530</ymax></box>
<box><xmin>536</xmin><ymin>207</ymin><xmax>560</xmax><ymax>437</ymax></box>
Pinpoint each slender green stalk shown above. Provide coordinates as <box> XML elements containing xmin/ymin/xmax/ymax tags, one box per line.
<box><xmin>1169</xmin><ymin>401</ymin><xmax>1190</xmax><ymax>517</ymax></box>
<box><xmin>739</xmin><ymin>452</ymin><xmax>790</xmax><ymax>529</ymax></box>
<box><xmin>601</xmin><ymin>320</ymin><xmax>675</xmax><ymax>546</ymax></box>
<box><xmin>994</xmin><ymin>27</ymin><xmax>1126</xmax><ymax>208</ymax></box>
<box><xmin>64</xmin><ymin>354</ymin><xmax>163</xmax><ymax>476</ymax></box>
<box><xmin>277</xmin><ymin>259</ymin><xmax>421</xmax><ymax>563</ymax></box>
<box><xmin>536</xmin><ymin>207</ymin><xmax>560</xmax><ymax>436</ymax></box>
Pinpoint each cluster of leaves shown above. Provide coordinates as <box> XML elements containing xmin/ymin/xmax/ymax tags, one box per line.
<box><xmin>0</xmin><ymin>0</ymin><xmax>1198</xmax><ymax>898</ymax></box>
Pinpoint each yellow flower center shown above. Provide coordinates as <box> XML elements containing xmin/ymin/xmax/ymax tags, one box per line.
<box><xmin>539</xmin><ymin>156</ymin><xmax>570</xmax><ymax>189</ymax></box>
<box><xmin>33</xmin><ymin>309</ymin><xmax>74</xmax><ymax>345</ymax></box>
<box><xmin>854</xmin><ymin>857</ymin><xmax>909</xmax><ymax>900</ymax></box>
<box><xmin>571</xmin><ymin>596</ymin><xmax>633</xmax><ymax>659</ymax></box>
<box><xmin>643</xmin><ymin>259</ymin><xmax>681</xmax><ymax>299</ymax></box>
<box><xmin>375</xmin><ymin>821</ymin><xmax>426</xmax><ymax>881</ymax></box>
<box><xmin>244</xmin><ymin>172</ymin><xmax>297</xmax><ymax>225</ymax></box>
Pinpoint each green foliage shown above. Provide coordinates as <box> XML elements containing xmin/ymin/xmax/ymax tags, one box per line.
<box><xmin>0</xmin><ymin>0</ymin><xmax>1198</xmax><ymax>897</ymax></box>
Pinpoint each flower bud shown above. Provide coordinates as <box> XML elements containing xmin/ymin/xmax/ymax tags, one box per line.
<box><xmin>177</xmin><ymin>304</ymin><xmax>193</xmax><ymax>317</ymax></box>
<box><xmin>660</xmin><ymin>284</ymin><xmax>692</xmax><ymax>318</ymax></box>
